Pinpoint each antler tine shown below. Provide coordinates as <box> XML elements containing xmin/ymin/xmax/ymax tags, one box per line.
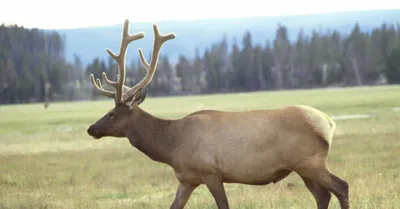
<box><xmin>103</xmin><ymin>19</ymin><xmax>145</xmax><ymax>103</ymax></box>
<box><xmin>102</xmin><ymin>72</ymin><xmax>118</xmax><ymax>87</ymax></box>
<box><xmin>138</xmin><ymin>49</ymin><xmax>150</xmax><ymax>69</ymax></box>
<box><xmin>90</xmin><ymin>74</ymin><xmax>115</xmax><ymax>98</ymax></box>
<box><xmin>122</xmin><ymin>24</ymin><xmax>176</xmax><ymax>102</ymax></box>
<box><xmin>95</xmin><ymin>78</ymin><xmax>103</xmax><ymax>88</ymax></box>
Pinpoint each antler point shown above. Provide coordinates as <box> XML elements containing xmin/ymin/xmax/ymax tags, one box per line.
<box><xmin>153</xmin><ymin>24</ymin><xmax>160</xmax><ymax>36</ymax></box>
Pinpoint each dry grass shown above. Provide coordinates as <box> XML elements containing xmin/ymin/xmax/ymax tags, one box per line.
<box><xmin>0</xmin><ymin>85</ymin><xmax>399</xmax><ymax>209</ymax></box>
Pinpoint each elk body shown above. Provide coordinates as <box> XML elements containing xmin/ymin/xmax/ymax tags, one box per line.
<box><xmin>87</xmin><ymin>20</ymin><xmax>349</xmax><ymax>209</ymax></box>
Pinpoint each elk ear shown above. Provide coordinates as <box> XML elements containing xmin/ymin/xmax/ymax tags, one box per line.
<box><xmin>136</xmin><ymin>88</ymin><xmax>147</xmax><ymax>105</ymax></box>
<box><xmin>127</xmin><ymin>88</ymin><xmax>148</xmax><ymax>110</ymax></box>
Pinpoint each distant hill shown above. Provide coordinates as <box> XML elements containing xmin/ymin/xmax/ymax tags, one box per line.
<box><xmin>55</xmin><ymin>9</ymin><xmax>400</xmax><ymax>66</ymax></box>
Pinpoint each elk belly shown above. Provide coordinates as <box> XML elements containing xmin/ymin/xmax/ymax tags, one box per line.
<box><xmin>218</xmin><ymin>155</ymin><xmax>291</xmax><ymax>185</ymax></box>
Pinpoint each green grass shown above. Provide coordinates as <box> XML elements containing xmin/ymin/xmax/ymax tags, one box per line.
<box><xmin>0</xmin><ymin>85</ymin><xmax>399</xmax><ymax>209</ymax></box>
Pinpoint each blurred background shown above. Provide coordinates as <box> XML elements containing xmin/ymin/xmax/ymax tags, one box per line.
<box><xmin>0</xmin><ymin>1</ymin><xmax>399</xmax><ymax>104</ymax></box>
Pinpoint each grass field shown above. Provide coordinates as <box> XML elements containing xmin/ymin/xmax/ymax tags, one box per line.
<box><xmin>0</xmin><ymin>85</ymin><xmax>399</xmax><ymax>209</ymax></box>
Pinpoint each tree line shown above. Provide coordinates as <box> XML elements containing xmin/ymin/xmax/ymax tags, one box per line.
<box><xmin>1</xmin><ymin>22</ymin><xmax>400</xmax><ymax>104</ymax></box>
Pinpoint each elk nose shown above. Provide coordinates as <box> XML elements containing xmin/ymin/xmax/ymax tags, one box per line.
<box><xmin>87</xmin><ymin>125</ymin><xmax>94</xmax><ymax>135</ymax></box>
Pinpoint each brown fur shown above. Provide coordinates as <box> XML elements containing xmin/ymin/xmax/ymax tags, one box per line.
<box><xmin>86</xmin><ymin>20</ymin><xmax>349</xmax><ymax>209</ymax></box>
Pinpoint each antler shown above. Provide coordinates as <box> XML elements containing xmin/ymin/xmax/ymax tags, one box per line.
<box><xmin>89</xmin><ymin>19</ymin><xmax>145</xmax><ymax>103</ymax></box>
<box><xmin>121</xmin><ymin>24</ymin><xmax>176</xmax><ymax>103</ymax></box>
<box><xmin>89</xmin><ymin>20</ymin><xmax>176</xmax><ymax>106</ymax></box>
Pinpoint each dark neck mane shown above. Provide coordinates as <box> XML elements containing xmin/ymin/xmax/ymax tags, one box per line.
<box><xmin>124</xmin><ymin>107</ymin><xmax>179</xmax><ymax>165</ymax></box>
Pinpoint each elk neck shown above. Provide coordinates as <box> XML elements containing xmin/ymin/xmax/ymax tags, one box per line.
<box><xmin>124</xmin><ymin>107</ymin><xmax>179</xmax><ymax>166</ymax></box>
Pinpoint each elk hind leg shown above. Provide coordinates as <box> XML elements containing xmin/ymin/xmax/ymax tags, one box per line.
<box><xmin>325</xmin><ymin>172</ymin><xmax>349</xmax><ymax>209</ymax></box>
<box><xmin>301</xmin><ymin>177</ymin><xmax>331</xmax><ymax>209</ymax></box>
<box><xmin>298</xmin><ymin>167</ymin><xmax>349</xmax><ymax>209</ymax></box>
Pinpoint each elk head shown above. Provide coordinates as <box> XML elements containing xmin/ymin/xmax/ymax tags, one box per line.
<box><xmin>87</xmin><ymin>20</ymin><xmax>176</xmax><ymax>139</ymax></box>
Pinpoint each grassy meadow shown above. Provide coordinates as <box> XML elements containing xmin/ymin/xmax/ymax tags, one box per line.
<box><xmin>0</xmin><ymin>85</ymin><xmax>399</xmax><ymax>209</ymax></box>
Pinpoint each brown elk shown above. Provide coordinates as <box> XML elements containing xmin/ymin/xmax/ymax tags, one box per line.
<box><xmin>87</xmin><ymin>20</ymin><xmax>349</xmax><ymax>209</ymax></box>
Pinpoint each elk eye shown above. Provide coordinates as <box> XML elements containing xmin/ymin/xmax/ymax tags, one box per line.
<box><xmin>108</xmin><ymin>112</ymin><xmax>115</xmax><ymax>119</ymax></box>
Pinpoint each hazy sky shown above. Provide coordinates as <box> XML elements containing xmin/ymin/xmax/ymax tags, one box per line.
<box><xmin>1</xmin><ymin>0</ymin><xmax>399</xmax><ymax>29</ymax></box>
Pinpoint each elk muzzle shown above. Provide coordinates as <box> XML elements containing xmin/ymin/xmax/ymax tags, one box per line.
<box><xmin>87</xmin><ymin>125</ymin><xmax>102</xmax><ymax>139</ymax></box>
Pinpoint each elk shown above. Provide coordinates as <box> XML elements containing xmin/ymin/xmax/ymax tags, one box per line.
<box><xmin>87</xmin><ymin>20</ymin><xmax>349</xmax><ymax>209</ymax></box>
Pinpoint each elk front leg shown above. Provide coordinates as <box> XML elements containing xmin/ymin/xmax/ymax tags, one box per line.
<box><xmin>203</xmin><ymin>175</ymin><xmax>230</xmax><ymax>209</ymax></box>
<box><xmin>170</xmin><ymin>182</ymin><xmax>198</xmax><ymax>209</ymax></box>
